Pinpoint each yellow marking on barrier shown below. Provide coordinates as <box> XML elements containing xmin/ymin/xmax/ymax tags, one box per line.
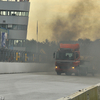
<box><xmin>40</xmin><ymin>49</ymin><xmax>46</xmax><ymax>54</ymax></box>
<box><xmin>25</xmin><ymin>53</ymin><xmax>28</xmax><ymax>61</ymax></box>
<box><xmin>33</xmin><ymin>54</ymin><xmax>36</xmax><ymax>61</ymax></box>
<box><xmin>16</xmin><ymin>52</ymin><xmax>20</xmax><ymax>61</ymax></box>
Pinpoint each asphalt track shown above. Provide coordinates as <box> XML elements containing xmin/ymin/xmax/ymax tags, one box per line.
<box><xmin>0</xmin><ymin>72</ymin><xmax>100</xmax><ymax>100</ymax></box>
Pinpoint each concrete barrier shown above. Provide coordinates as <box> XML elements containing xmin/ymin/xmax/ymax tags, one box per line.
<box><xmin>0</xmin><ymin>62</ymin><xmax>54</xmax><ymax>73</ymax></box>
<box><xmin>57</xmin><ymin>85</ymin><xmax>98</xmax><ymax>100</ymax></box>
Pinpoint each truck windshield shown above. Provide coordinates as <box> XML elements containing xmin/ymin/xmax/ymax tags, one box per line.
<box><xmin>56</xmin><ymin>51</ymin><xmax>74</xmax><ymax>60</ymax></box>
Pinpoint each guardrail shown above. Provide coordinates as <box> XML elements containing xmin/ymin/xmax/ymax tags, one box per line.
<box><xmin>57</xmin><ymin>83</ymin><xmax>100</xmax><ymax>100</ymax></box>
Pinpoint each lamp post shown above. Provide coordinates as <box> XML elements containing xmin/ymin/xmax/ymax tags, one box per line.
<box><xmin>36</xmin><ymin>21</ymin><xmax>38</xmax><ymax>53</ymax></box>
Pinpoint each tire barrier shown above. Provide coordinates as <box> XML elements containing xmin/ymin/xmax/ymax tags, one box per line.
<box><xmin>57</xmin><ymin>84</ymin><xmax>100</xmax><ymax>100</ymax></box>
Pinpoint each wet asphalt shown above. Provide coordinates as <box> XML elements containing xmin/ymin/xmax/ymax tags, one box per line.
<box><xmin>0</xmin><ymin>72</ymin><xmax>100</xmax><ymax>100</ymax></box>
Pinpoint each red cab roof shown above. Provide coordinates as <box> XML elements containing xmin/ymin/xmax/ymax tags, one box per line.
<box><xmin>60</xmin><ymin>43</ymin><xmax>79</xmax><ymax>50</ymax></box>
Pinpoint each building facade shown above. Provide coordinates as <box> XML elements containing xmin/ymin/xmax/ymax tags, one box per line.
<box><xmin>0</xmin><ymin>0</ymin><xmax>30</xmax><ymax>51</ymax></box>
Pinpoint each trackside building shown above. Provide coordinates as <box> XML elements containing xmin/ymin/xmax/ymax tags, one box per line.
<box><xmin>0</xmin><ymin>0</ymin><xmax>30</xmax><ymax>51</ymax></box>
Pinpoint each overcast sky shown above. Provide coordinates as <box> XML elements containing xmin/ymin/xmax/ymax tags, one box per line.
<box><xmin>27</xmin><ymin>0</ymin><xmax>100</xmax><ymax>42</ymax></box>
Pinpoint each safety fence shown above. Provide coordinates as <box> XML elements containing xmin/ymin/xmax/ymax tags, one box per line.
<box><xmin>57</xmin><ymin>83</ymin><xmax>100</xmax><ymax>100</ymax></box>
<box><xmin>0</xmin><ymin>48</ymin><xmax>52</xmax><ymax>63</ymax></box>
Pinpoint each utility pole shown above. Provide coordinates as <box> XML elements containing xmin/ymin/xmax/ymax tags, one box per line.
<box><xmin>36</xmin><ymin>21</ymin><xmax>38</xmax><ymax>53</ymax></box>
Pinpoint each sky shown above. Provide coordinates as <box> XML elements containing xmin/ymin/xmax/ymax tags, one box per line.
<box><xmin>27</xmin><ymin>0</ymin><xmax>79</xmax><ymax>42</ymax></box>
<box><xmin>27</xmin><ymin>0</ymin><xmax>100</xmax><ymax>42</ymax></box>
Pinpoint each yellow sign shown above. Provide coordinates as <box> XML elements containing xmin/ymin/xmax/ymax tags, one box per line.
<box><xmin>16</xmin><ymin>52</ymin><xmax>20</xmax><ymax>61</ymax></box>
<box><xmin>40</xmin><ymin>49</ymin><xmax>46</xmax><ymax>54</ymax></box>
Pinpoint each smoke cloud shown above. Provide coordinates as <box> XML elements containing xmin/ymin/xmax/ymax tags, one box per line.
<box><xmin>50</xmin><ymin>0</ymin><xmax>100</xmax><ymax>42</ymax></box>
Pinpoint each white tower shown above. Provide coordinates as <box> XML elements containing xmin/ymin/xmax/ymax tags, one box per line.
<box><xmin>0</xmin><ymin>0</ymin><xmax>30</xmax><ymax>51</ymax></box>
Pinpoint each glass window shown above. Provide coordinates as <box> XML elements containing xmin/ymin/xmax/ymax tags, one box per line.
<box><xmin>56</xmin><ymin>51</ymin><xmax>74</xmax><ymax>60</ymax></box>
<box><xmin>2</xmin><ymin>11</ymin><xmax>5</xmax><ymax>15</ymax></box>
<box><xmin>25</xmin><ymin>12</ymin><xmax>29</xmax><ymax>16</ymax></box>
<box><xmin>9</xmin><ymin>40</ymin><xmax>14</xmax><ymax>47</ymax></box>
<box><xmin>0</xmin><ymin>10</ymin><xmax>29</xmax><ymax>16</ymax></box>
<box><xmin>0</xmin><ymin>24</ymin><xmax>27</xmax><ymax>30</ymax></box>
<box><xmin>14</xmin><ymin>12</ymin><xmax>18</xmax><ymax>16</ymax></box>
<box><xmin>1</xmin><ymin>11</ymin><xmax>3</xmax><ymax>15</ymax></box>
<box><xmin>22</xmin><ymin>12</ymin><xmax>25</xmax><ymax>16</ymax></box>
<box><xmin>21</xmin><ymin>25</ymin><xmax>27</xmax><ymax>30</ymax></box>
<box><xmin>11</xmin><ymin>11</ymin><xmax>16</xmax><ymax>16</ymax></box>
<box><xmin>18</xmin><ymin>40</ymin><xmax>22</xmax><ymax>46</ymax></box>
<box><xmin>65</xmin><ymin>53</ymin><xmax>73</xmax><ymax>57</ymax></box>
<box><xmin>13</xmin><ymin>25</ymin><xmax>18</xmax><ymax>30</ymax></box>
<box><xmin>7</xmin><ymin>24</ymin><xmax>12</xmax><ymax>29</ymax></box>
<box><xmin>8</xmin><ymin>11</ymin><xmax>11</xmax><ymax>16</ymax></box>
<box><xmin>18</xmin><ymin>12</ymin><xmax>22</xmax><ymax>16</ymax></box>
<box><xmin>22</xmin><ymin>40</ymin><xmax>26</xmax><ymax>46</ymax></box>
<box><xmin>4</xmin><ymin>11</ymin><xmax>7</xmax><ymax>15</ymax></box>
<box><xmin>13</xmin><ymin>40</ymin><xmax>26</xmax><ymax>47</ymax></box>
<box><xmin>18</xmin><ymin>25</ymin><xmax>22</xmax><ymax>30</ymax></box>
<box><xmin>2</xmin><ymin>24</ymin><xmax>7</xmax><ymax>29</ymax></box>
<box><xmin>14</xmin><ymin>40</ymin><xmax>18</xmax><ymax>47</ymax></box>
<box><xmin>14</xmin><ymin>40</ymin><xmax>23</xmax><ymax>47</ymax></box>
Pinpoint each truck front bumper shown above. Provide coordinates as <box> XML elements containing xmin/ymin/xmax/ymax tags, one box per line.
<box><xmin>55</xmin><ymin>66</ymin><xmax>77</xmax><ymax>73</ymax></box>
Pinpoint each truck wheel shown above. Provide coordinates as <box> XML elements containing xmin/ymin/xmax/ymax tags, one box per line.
<box><xmin>57</xmin><ymin>72</ymin><xmax>61</xmax><ymax>75</ymax></box>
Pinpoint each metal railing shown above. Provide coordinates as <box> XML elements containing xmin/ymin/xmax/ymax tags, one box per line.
<box><xmin>0</xmin><ymin>48</ymin><xmax>51</xmax><ymax>63</ymax></box>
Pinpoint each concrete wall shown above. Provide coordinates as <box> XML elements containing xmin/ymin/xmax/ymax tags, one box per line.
<box><xmin>12</xmin><ymin>47</ymin><xmax>26</xmax><ymax>51</ymax></box>
<box><xmin>0</xmin><ymin>16</ymin><xmax>28</xmax><ymax>25</ymax></box>
<box><xmin>57</xmin><ymin>84</ymin><xmax>99</xmax><ymax>100</ymax></box>
<box><xmin>0</xmin><ymin>62</ymin><xmax>54</xmax><ymax>73</ymax></box>
<box><xmin>9</xmin><ymin>30</ymin><xmax>27</xmax><ymax>39</ymax></box>
<box><xmin>0</xmin><ymin>1</ymin><xmax>30</xmax><ymax>11</ymax></box>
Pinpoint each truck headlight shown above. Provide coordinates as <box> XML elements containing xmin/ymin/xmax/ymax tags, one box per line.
<box><xmin>55</xmin><ymin>66</ymin><xmax>58</xmax><ymax>69</ymax></box>
<box><xmin>72</xmin><ymin>67</ymin><xmax>75</xmax><ymax>69</ymax></box>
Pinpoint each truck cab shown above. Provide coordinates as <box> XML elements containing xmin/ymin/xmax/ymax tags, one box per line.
<box><xmin>54</xmin><ymin>43</ymin><xmax>80</xmax><ymax>75</ymax></box>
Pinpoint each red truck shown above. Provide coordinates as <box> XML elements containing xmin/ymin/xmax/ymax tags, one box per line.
<box><xmin>53</xmin><ymin>43</ymin><xmax>95</xmax><ymax>76</ymax></box>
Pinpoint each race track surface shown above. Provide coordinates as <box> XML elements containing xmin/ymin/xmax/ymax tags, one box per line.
<box><xmin>0</xmin><ymin>72</ymin><xmax>100</xmax><ymax>100</ymax></box>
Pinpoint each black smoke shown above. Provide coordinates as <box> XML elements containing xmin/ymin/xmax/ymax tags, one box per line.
<box><xmin>50</xmin><ymin>0</ymin><xmax>100</xmax><ymax>42</ymax></box>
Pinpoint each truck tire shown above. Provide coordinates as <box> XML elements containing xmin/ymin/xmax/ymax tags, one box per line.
<box><xmin>57</xmin><ymin>72</ymin><xmax>61</xmax><ymax>75</ymax></box>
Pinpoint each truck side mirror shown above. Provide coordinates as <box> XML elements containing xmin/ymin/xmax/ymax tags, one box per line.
<box><xmin>53</xmin><ymin>52</ymin><xmax>55</xmax><ymax>58</ymax></box>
